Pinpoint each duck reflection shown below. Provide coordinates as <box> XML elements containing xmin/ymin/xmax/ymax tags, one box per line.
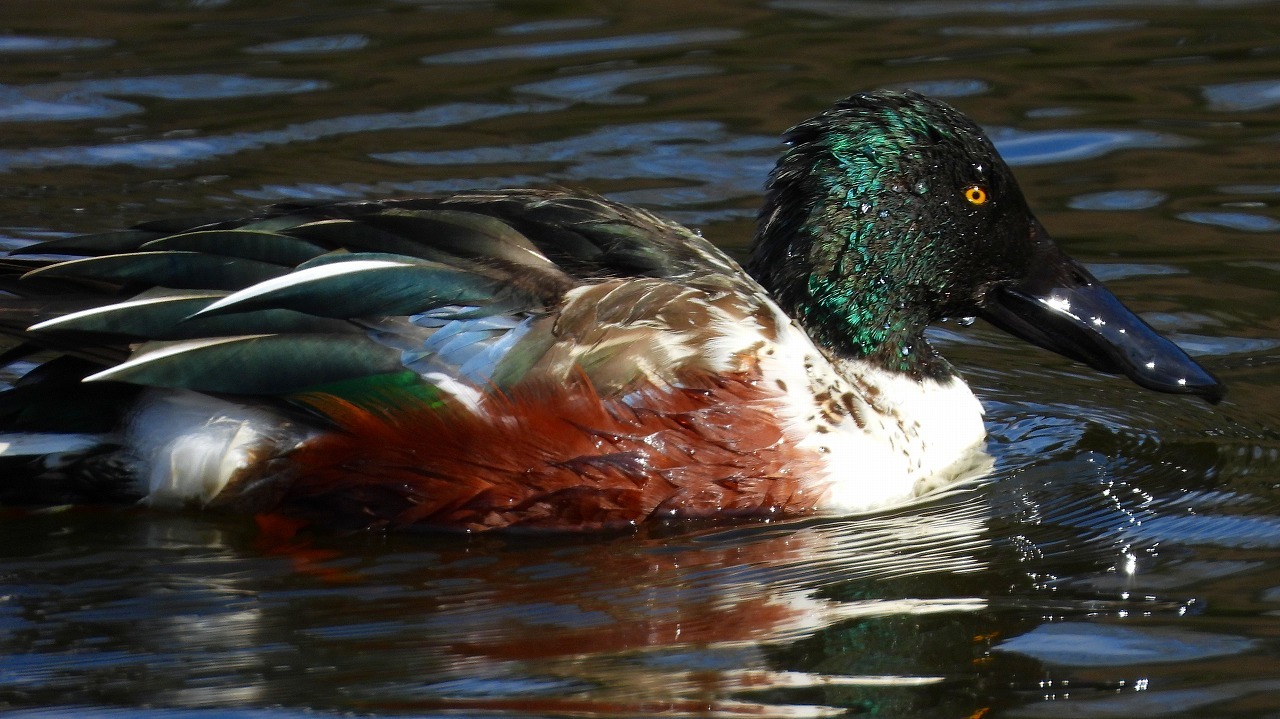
<box><xmin>0</xmin><ymin>496</ymin><xmax>1003</xmax><ymax>714</ymax></box>
<box><xmin>245</xmin><ymin>491</ymin><xmax>1000</xmax><ymax>716</ymax></box>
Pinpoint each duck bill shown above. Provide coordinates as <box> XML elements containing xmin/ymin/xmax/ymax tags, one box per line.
<box><xmin>979</xmin><ymin>226</ymin><xmax>1225</xmax><ymax>403</ymax></box>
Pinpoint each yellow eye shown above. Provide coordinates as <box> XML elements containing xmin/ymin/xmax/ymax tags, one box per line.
<box><xmin>964</xmin><ymin>185</ymin><xmax>988</xmax><ymax>205</ymax></box>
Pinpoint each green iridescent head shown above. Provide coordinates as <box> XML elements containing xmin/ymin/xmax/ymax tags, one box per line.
<box><xmin>749</xmin><ymin>90</ymin><xmax>1223</xmax><ymax>401</ymax></box>
<box><xmin>750</xmin><ymin>90</ymin><xmax>1037</xmax><ymax>378</ymax></box>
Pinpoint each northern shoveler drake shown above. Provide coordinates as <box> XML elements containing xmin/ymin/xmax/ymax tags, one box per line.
<box><xmin>0</xmin><ymin>90</ymin><xmax>1222</xmax><ymax>531</ymax></box>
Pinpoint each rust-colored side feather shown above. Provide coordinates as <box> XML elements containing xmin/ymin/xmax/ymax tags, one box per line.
<box><xmin>276</xmin><ymin>374</ymin><xmax>826</xmax><ymax>531</ymax></box>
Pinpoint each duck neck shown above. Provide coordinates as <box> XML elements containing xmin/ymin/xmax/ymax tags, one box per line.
<box><xmin>748</xmin><ymin>148</ymin><xmax>955</xmax><ymax>382</ymax></box>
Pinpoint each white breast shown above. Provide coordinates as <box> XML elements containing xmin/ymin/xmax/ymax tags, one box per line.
<box><xmin>757</xmin><ymin>316</ymin><xmax>991</xmax><ymax>513</ymax></box>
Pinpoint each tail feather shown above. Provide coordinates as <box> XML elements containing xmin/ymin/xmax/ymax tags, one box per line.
<box><xmin>0</xmin><ymin>353</ymin><xmax>145</xmax><ymax>506</ymax></box>
<box><xmin>0</xmin><ymin>433</ymin><xmax>140</xmax><ymax>505</ymax></box>
<box><xmin>0</xmin><ymin>432</ymin><xmax>106</xmax><ymax>456</ymax></box>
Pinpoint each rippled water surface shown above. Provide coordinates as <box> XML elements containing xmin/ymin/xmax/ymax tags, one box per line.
<box><xmin>2</xmin><ymin>1</ymin><xmax>1280</xmax><ymax>717</ymax></box>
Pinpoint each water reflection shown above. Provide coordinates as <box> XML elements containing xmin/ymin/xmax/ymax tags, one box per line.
<box><xmin>0</xmin><ymin>497</ymin><xmax>996</xmax><ymax>715</ymax></box>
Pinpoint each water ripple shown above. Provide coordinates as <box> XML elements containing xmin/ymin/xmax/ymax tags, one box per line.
<box><xmin>0</xmin><ymin>101</ymin><xmax>565</xmax><ymax>171</ymax></box>
<box><xmin>940</xmin><ymin>19</ymin><xmax>1147</xmax><ymax>36</ymax></box>
<box><xmin>888</xmin><ymin>78</ymin><xmax>991</xmax><ymax>97</ymax></box>
<box><xmin>1085</xmin><ymin>263</ymin><xmax>1185</xmax><ymax>281</ymax></box>
<box><xmin>1125</xmin><ymin>513</ymin><xmax>1280</xmax><ymax>548</ymax></box>
<box><xmin>515</xmin><ymin>65</ymin><xmax>720</xmax><ymax>105</ymax></box>
<box><xmin>990</xmin><ymin>126</ymin><xmax>1192</xmax><ymax>166</ymax></box>
<box><xmin>0</xmin><ymin>35</ymin><xmax>112</xmax><ymax>53</ymax></box>
<box><xmin>1007</xmin><ymin>680</ymin><xmax>1280</xmax><ymax>719</ymax></box>
<box><xmin>5</xmin><ymin>708</ymin><xmax>318</xmax><ymax>718</ymax></box>
<box><xmin>1203</xmin><ymin>79</ymin><xmax>1280</xmax><ymax>111</ymax></box>
<box><xmin>995</xmin><ymin>622</ymin><xmax>1256</xmax><ymax>666</ymax></box>
<box><xmin>771</xmin><ymin>0</ymin><xmax>1276</xmax><ymax>19</ymax></box>
<box><xmin>373</xmin><ymin>120</ymin><xmax>776</xmax><ymax>213</ymax></box>
<box><xmin>1069</xmin><ymin>189</ymin><xmax>1167</xmax><ymax>211</ymax></box>
<box><xmin>0</xmin><ymin>75</ymin><xmax>328</xmax><ymax>123</ymax></box>
<box><xmin>1178</xmin><ymin>210</ymin><xmax>1280</xmax><ymax>232</ymax></box>
<box><xmin>421</xmin><ymin>28</ymin><xmax>743</xmax><ymax>64</ymax></box>
<box><xmin>244</xmin><ymin>34</ymin><xmax>370</xmax><ymax>54</ymax></box>
<box><xmin>0</xmin><ymin>84</ymin><xmax>137</xmax><ymax>123</ymax></box>
<box><xmin>497</xmin><ymin>18</ymin><xmax>609</xmax><ymax>35</ymax></box>
<box><xmin>1165</xmin><ymin>333</ymin><xmax>1280</xmax><ymax>357</ymax></box>
<box><xmin>75</xmin><ymin>75</ymin><xmax>329</xmax><ymax>101</ymax></box>
<box><xmin>1219</xmin><ymin>184</ymin><xmax>1280</xmax><ymax>195</ymax></box>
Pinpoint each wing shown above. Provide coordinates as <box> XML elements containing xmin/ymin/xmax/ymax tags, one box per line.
<box><xmin>2</xmin><ymin>190</ymin><xmax>772</xmax><ymax>424</ymax></box>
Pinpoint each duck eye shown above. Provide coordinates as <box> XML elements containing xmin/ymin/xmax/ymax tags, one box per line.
<box><xmin>964</xmin><ymin>185</ymin><xmax>989</xmax><ymax>206</ymax></box>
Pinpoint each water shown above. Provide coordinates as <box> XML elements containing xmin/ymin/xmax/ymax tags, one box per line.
<box><xmin>1</xmin><ymin>1</ymin><xmax>1280</xmax><ymax>716</ymax></box>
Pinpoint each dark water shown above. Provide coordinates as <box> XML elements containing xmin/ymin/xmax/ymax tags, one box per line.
<box><xmin>1</xmin><ymin>1</ymin><xmax>1280</xmax><ymax>717</ymax></box>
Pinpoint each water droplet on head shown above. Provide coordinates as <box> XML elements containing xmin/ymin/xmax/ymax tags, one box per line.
<box><xmin>957</xmin><ymin>316</ymin><xmax>976</xmax><ymax>326</ymax></box>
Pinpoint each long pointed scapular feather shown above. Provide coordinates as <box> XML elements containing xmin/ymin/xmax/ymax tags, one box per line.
<box><xmin>10</xmin><ymin>230</ymin><xmax>162</xmax><ymax>257</ymax></box>
<box><xmin>139</xmin><ymin>230</ymin><xmax>330</xmax><ymax>266</ymax></box>
<box><xmin>29</xmin><ymin>292</ymin><xmax>224</xmax><ymax>333</ymax></box>
<box><xmin>22</xmin><ymin>251</ymin><xmax>288</xmax><ymax>290</ymax></box>
<box><xmin>235</xmin><ymin>214</ymin><xmax>328</xmax><ymax>232</ymax></box>
<box><xmin>192</xmin><ymin>256</ymin><xmax>512</xmax><ymax>319</ymax></box>
<box><xmin>28</xmin><ymin>291</ymin><xmax>352</xmax><ymax>339</ymax></box>
<box><xmin>84</xmin><ymin>334</ymin><xmax>405</xmax><ymax>394</ymax></box>
<box><xmin>364</xmin><ymin>208</ymin><xmax>562</xmax><ymax>271</ymax></box>
<box><xmin>287</xmin><ymin>219</ymin><xmax>460</xmax><ymax>263</ymax></box>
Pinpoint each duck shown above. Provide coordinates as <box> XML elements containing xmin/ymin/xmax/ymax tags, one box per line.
<box><xmin>0</xmin><ymin>90</ymin><xmax>1223</xmax><ymax>532</ymax></box>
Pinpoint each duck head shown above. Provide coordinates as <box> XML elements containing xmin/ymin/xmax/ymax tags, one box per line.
<box><xmin>750</xmin><ymin>90</ymin><xmax>1223</xmax><ymax>402</ymax></box>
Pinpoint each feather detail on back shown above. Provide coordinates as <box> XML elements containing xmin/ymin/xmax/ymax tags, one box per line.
<box><xmin>492</xmin><ymin>277</ymin><xmax>774</xmax><ymax>396</ymax></box>
<box><xmin>7</xmin><ymin>190</ymin><xmax>758</xmax><ymax>400</ymax></box>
